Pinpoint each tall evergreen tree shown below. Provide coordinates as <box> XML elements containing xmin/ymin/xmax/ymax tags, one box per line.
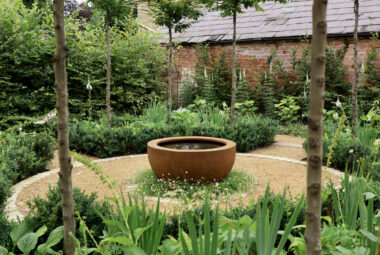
<box><xmin>200</xmin><ymin>0</ymin><xmax>286</xmax><ymax>128</ymax></box>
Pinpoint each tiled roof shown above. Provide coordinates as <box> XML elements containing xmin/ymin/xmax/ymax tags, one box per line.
<box><xmin>165</xmin><ymin>0</ymin><xmax>380</xmax><ymax>43</ymax></box>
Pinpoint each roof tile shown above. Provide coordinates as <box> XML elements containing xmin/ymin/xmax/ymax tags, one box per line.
<box><xmin>166</xmin><ymin>0</ymin><xmax>380</xmax><ymax>43</ymax></box>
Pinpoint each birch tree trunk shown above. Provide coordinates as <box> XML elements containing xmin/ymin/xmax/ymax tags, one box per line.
<box><xmin>106</xmin><ymin>12</ymin><xmax>112</xmax><ymax>128</ymax></box>
<box><xmin>52</xmin><ymin>0</ymin><xmax>76</xmax><ymax>254</ymax></box>
<box><xmin>167</xmin><ymin>27</ymin><xmax>173</xmax><ymax>124</ymax></box>
<box><xmin>229</xmin><ymin>10</ymin><xmax>237</xmax><ymax>129</ymax></box>
<box><xmin>305</xmin><ymin>0</ymin><xmax>328</xmax><ymax>254</ymax></box>
<box><xmin>352</xmin><ymin>0</ymin><xmax>359</xmax><ymax>135</ymax></box>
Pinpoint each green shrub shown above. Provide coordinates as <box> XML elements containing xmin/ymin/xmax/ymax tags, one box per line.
<box><xmin>321</xmin><ymin>136</ymin><xmax>371</xmax><ymax>170</ymax></box>
<box><xmin>0</xmin><ymin>0</ymin><xmax>165</xmax><ymax>119</ymax></box>
<box><xmin>234</xmin><ymin>116</ymin><xmax>277</xmax><ymax>151</ymax></box>
<box><xmin>1</xmin><ymin>133</ymin><xmax>56</xmax><ymax>181</ymax></box>
<box><xmin>0</xmin><ymin>171</ymin><xmax>12</xmax><ymax>210</ymax></box>
<box><xmin>25</xmin><ymin>185</ymin><xmax>111</xmax><ymax>248</ymax></box>
<box><xmin>0</xmin><ymin>132</ymin><xmax>55</xmax><ymax>207</ymax></box>
<box><xmin>304</xmin><ymin>124</ymin><xmax>378</xmax><ymax>179</ymax></box>
<box><xmin>0</xmin><ymin>213</ymin><xmax>13</xmax><ymax>249</ymax></box>
<box><xmin>70</xmin><ymin>113</ymin><xmax>277</xmax><ymax>157</ymax></box>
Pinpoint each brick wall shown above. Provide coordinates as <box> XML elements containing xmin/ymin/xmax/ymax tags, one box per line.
<box><xmin>171</xmin><ymin>36</ymin><xmax>380</xmax><ymax>106</ymax></box>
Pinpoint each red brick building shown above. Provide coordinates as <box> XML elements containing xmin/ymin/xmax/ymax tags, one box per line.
<box><xmin>160</xmin><ymin>0</ymin><xmax>380</xmax><ymax>106</ymax></box>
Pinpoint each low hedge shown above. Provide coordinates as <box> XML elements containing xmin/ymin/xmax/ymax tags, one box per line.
<box><xmin>303</xmin><ymin>132</ymin><xmax>379</xmax><ymax>181</ymax></box>
<box><xmin>25</xmin><ymin>185</ymin><xmax>112</xmax><ymax>250</ymax></box>
<box><xmin>69</xmin><ymin>115</ymin><xmax>277</xmax><ymax>158</ymax></box>
<box><xmin>0</xmin><ymin>132</ymin><xmax>56</xmax><ymax>208</ymax></box>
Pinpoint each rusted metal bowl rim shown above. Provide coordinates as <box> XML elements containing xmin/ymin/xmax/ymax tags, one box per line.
<box><xmin>148</xmin><ymin>136</ymin><xmax>236</xmax><ymax>153</ymax></box>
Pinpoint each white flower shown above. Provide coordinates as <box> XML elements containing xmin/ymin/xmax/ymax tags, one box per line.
<box><xmin>336</xmin><ymin>99</ymin><xmax>342</xmax><ymax>108</ymax></box>
<box><xmin>174</xmin><ymin>107</ymin><xmax>189</xmax><ymax>113</ymax></box>
<box><xmin>199</xmin><ymin>99</ymin><xmax>206</xmax><ymax>105</ymax></box>
<box><xmin>86</xmin><ymin>80</ymin><xmax>93</xmax><ymax>90</ymax></box>
<box><xmin>19</xmin><ymin>127</ymin><xmax>22</xmax><ymax>132</ymax></box>
<box><xmin>204</xmin><ymin>67</ymin><xmax>208</xmax><ymax>78</ymax></box>
<box><xmin>349</xmin><ymin>149</ymin><xmax>354</xmax><ymax>154</ymax></box>
<box><xmin>333</xmin><ymin>113</ymin><xmax>339</xmax><ymax>120</ymax></box>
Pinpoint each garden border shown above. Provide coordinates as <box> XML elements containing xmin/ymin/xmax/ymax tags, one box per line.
<box><xmin>4</xmin><ymin>153</ymin><xmax>344</xmax><ymax>221</ymax></box>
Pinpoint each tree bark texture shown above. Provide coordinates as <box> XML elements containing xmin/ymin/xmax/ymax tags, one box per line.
<box><xmin>229</xmin><ymin>10</ymin><xmax>237</xmax><ymax>129</ymax></box>
<box><xmin>52</xmin><ymin>0</ymin><xmax>76</xmax><ymax>254</ymax></box>
<box><xmin>306</xmin><ymin>0</ymin><xmax>328</xmax><ymax>254</ymax></box>
<box><xmin>106</xmin><ymin>12</ymin><xmax>112</xmax><ymax>128</ymax></box>
<box><xmin>352</xmin><ymin>0</ymin><xmax>359</xmax><ymax>135</ymax></box>
<box><xmin>167</xmin><ymin>27</ymin><xmax>173</xmax><ymax>124</ymax></box>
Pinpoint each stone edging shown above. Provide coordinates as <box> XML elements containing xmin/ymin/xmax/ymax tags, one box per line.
<box><xmin>4</xmin><ymin>154</ymin><xmax>146</xmax><ymax>221</ymax></box>
<box><xmin>5</xmin><ymin>153</ymin><xmax>344</xmax><ymax>221</ymax></box>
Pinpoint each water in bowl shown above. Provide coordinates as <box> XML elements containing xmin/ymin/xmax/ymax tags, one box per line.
<box><xmin>159</xmin><ymin>140</ymin><xmax>224</xmax><ymax>150</ymax></box>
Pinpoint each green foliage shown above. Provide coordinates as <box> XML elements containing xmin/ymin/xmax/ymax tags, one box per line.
<box><xmin>359</xmin><ymin>33</ymin><xmax>380</xmax><ymax>114</ymax></box>
<box><xmin>194</xmin><ymin>47</ymin><xmax>232</xmax><ymax>107</ymax></box>
<box><xmin>0</xmin><ymin>132</ymin><xmax>55</xmax><ymax>182</ymax></box>
<box><xmin>89</xmin><ymin>0</ymin><xmax>133</xmax><ymax>24</ymax></box>
<box><xmin>254</xmin><ymin>187</ymin><xmax>304</xmax><ymax>255</ymax></box>
<box><xmin>180</xmin><ymin>81</ymin><xmax>196</xmax><ymax>107</ymax></box>
<box><xmin>234</xmin><ymin>116</ymin><xmax>277</xmax><ymax>152</ymax></box>
<box><xmin>0</xmin><ymin>0</ymin><xmax>165</xmax><ymax>119</ymax></box>
<box><xmin>70</xmin><ymin>102</ymin><xmax>277</xmax><ymax>157</ymax></box>
<box><xmin>304</xmin><ymin>122</ymin><xmax>379</xmax><ymax>180</ymax></box>
<box><xmin>25</xmin><ymin>185</ymin><xmax>112</xmax><ymax>248</ymax></box>
<box><xmin>131</xmin><ymin>169</ymin><xmax>254</xmax><ymax>199</ymax></box>
<box><xmin>0</xmin><ymin>0</ymin><xmax>56</xmax><ymax>118</ymax></box>
<box><xmin>234</xmin><ymin>100</ymin><xmax>258</xmax><ymax>117</ymax></box>
<box><xmin>0</xmin><ymin>213</ymin><xmax>13</xmax><ymax>248</ymax></box>
<box><xmin>274</xmin><ymin>96</ymin><xmax>301</xmax><ymax>123</ymax></box>
<box><xmin>324</xmin><ymin>42</ymin><xmax>351</xmax><ymax>112</ymax></box>
<box><xmin>150</xmin><ymin>0</ymin><xmax>202</xmax><ymax>33</ymax></box>
<box><xmin>291</xmin><ymin>173</ymin><xmax>380</xmax><ymax>255</ymax></box>
<box><xmin>0</xmin><ymin>132</ymin><xmax>55</xmax><ymax>207</ymax></box>
<box><xmin>277</xmin><ymin>122</ymin><xmax>307</xmax><ymax>137</ymax></box>
<box><xmin>0</xmin><ymin>221</ymin><xmax>63</xmax><ymax>255</ymax></box>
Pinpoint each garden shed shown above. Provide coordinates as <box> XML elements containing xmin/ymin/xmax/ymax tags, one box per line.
<box><xmin>157</xmin><ymin>0</ymin><xmax>380</xmax><ymax>106</ymax></box>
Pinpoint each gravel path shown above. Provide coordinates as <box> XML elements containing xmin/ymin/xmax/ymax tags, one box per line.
<box><xmin>6</xmin><ymin>135</ymin><xmax>342</xmax><ymax>220</ymax></box>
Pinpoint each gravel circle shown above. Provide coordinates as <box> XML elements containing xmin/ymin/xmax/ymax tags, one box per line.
<box><xmin>13</xmin><ymin>153</ymin><xmax>341</xmax><ymax>219</ymax></box>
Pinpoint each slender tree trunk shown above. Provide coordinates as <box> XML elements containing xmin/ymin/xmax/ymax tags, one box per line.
<box><xmin>352</xmin><ymin>0</ymin><xmax>359</xmax><ymax>136</ymax></box>
<box><xmin>52</xmin><ymin>0</ymin><xmax>76</xmax><ymax>254</ymax></box>
<box><xmin>167</xmin><ymin>27</ymin><xmax>173</xmax><ymax>124</ymax></box>
<box><xmin>229</xmin><ymin>10</ymin><xmax>237</xmax><ymax>129</ymax></box>
<box><xmin>305</xmin><ymin>0</ymin><xmax>328</xmax><ymax>254</ymax></box>
<box><xmin>106</xmin><ymin>12</ymin><xmax>112</xmax><ymax>128</ymax></box>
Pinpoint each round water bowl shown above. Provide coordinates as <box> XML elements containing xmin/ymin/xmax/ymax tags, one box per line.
<box><xmin>147</xmin><ymin>136</ymin><xmax>236</xmax><ymax>182</ymax></box>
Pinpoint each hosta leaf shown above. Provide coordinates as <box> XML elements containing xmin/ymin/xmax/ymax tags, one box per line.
<box><xmin>35</xmin><ymin>225</ymin><xmax>47</xmax><ymax>238</ymax></box>
<box><xmin>37</xmin><ymin>226</ymin><xmax>63</xmax><ymax>254</ymax></box>
<box><xmin>121</xmin><ymin>246</ymin><xmax>147</xmax><ymax>255</ymax></box>
<box><xmin>10</xmin><ymin>222</ymin><xmax>33</xmax><ymax>244</ymax></box>
<box><xmin>108</xmin><ymin>236</ymin><xmax>133</xmax><ymax>246</ymax></box>
<box><xmin>17</xmin><ymin>233</ymin><xmax>38</xmax><ymax>255</ymax></box>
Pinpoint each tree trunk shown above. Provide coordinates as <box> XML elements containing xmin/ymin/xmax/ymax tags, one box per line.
<box><xmin>305</xmin><ymin>0</ymin><xmax>328</xmax><ymax>254</ymax></box>
<box><xmin>167</xmin><ymin>27</ymin><xmax>173</xmax><ymax>124</ymax></box>
<box><xmin>52</xmin><ymin>0</ymin><xmax>76</xmax><ymax>254</ymax></box>
<box><xmin>106</xmin><ymin>12</ymin><xmax>112</xmax><ymax>128</ymax></box>
<box><xmin>229</xmin><ymin>10</ymin><xmax>237</xmax><ymax>129</ymax></box>
<box><xmin>352</xmin><ymin>0</ymin><xmax>359</xmax><ymax>136</ymax></box>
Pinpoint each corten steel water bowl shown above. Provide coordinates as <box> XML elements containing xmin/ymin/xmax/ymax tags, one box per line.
<box><xmin>147</xmin><ymin>136</ymin><xmax>236</xmax><ymax>182</ymax></box>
